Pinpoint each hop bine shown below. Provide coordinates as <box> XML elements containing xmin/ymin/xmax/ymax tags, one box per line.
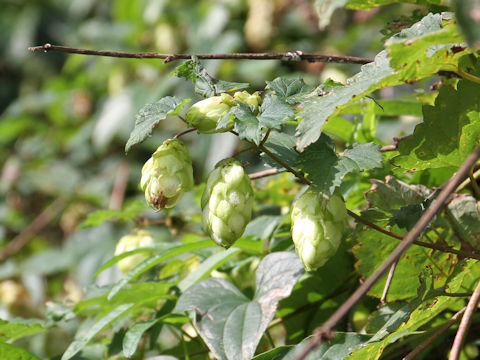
<box><xmin>141</xmin><ymin>139</ymin><xmax>194</xmax><ymax>210</ymax></box>
<box><xmin>202</xmin><ymin>158</ymin><xmax>254</xmax><ymax>248</ymax></box>
<box><xmin>291</xmin><ymin>190</ymin><xmax>349</xmax><ymax>271</ymax></box>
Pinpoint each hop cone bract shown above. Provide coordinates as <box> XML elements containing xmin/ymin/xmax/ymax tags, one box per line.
<box><xmin>291</xmin><ymin>190</ymin><xmax>348</xmax><ymax>271</ymax></box>
<box><xmin>114</xmin><ymin>230</ymin><xmax>155</xmax><ymax>274</ymax></box>
<box><xmin>185</xmin><ymin>93</ymin><xmax>235</xmax><ymax>134</ymax></box>
<box><xmin>141</xmin><ymin>139</ymin><xmax>194</xmax><ymax>210</ymax></box>
<box><xmin>202</xmin><ymin>158</ymin><xmax>254</xmax><ymax>248</ymax></box>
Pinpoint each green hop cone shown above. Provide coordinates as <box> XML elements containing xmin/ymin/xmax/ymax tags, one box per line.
<box><xmin>141</xmin><ymin>139</ymin><xmax>194</xmax><ymax>210</ymax></box>
<box><xmin>185</xmin><ymin>93</ymin><xmax>235</xmax><ymax>134</ymax></box>
<box><xmin>202</xmin><ymin>158</ymin><xmax>254</xmax><ymax>248</ymax></box>
<box><xmin>114</xmin><ymin>230</ymin><xmax>155</xmax><ymax>274</ymax></box>
<box><xmin>233</xmin><ymin>91</ymin><xmax>262</xmax><ymax>108</ymax></box>
<box><xmin>291</xmin><ymin>190</ymin><xmax>348</xmax><ymax>271</ymax></box>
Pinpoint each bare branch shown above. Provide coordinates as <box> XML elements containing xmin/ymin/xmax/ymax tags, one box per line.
<box><xmin>293</xmin><ymin>144</ymin><xmax>480</xmax><ymax>360</ymax></box>
<box><xmin>380</xmin><ymin>134</ymin><xmax>413</xmax><ymax>152</ymax></box>
<box><xmin>249</xmin><ymin>168</ymin><xmax>283</xmax><ymax>180</ymax></box>
<box><xmin>380</xmin><ymin>261</ymin><xmax>398</xmax><ymax>304</ymax></box>
<box><xmin>28</xmin><ymin>44</ymin><xmax>373</xmax><ymax>64</ymax></box>
<box><xmin>449</xmin><ymin>278</ymin><xmax>480</xmax><ymax>360</ymax></box>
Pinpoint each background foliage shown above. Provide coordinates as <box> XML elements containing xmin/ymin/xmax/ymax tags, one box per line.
<box><xmin>1</xmin><ymin>0</ymin><xmax>480</xmax><ymax>359</ymax></box>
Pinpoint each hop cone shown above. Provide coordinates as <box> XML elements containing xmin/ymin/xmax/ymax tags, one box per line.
<box><xmin>185</xmin><ymin>93</ymin><xmax>235</xmax><ymax>134</ymax></box>
<box><xmin>141</xmin><ymin>139</ymin><xmax>194</xmax><ymax>210</ymax></box>
<box><xmin>202</xmin><ymin>158</ymin><xmax>254</xmax><ymax>248</ymax></box>
<box><xmin>114</xmin><ymin>230</ymin><xmax>155</xmax><ymax>274</ymax></box>
<box><xmin>291</xmin><ymin>190</ymin><xmax>348</xmax><ymax>271</ymax></box>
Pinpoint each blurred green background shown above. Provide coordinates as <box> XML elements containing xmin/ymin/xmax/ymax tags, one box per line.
<box><xmin>0</xmin><ymin>0</ymin><xmax>427</xmax><ymax>357</ymax></box>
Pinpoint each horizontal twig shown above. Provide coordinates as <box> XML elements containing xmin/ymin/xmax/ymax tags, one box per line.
<box><xmin>28</xmin><ymin>44</ymin><xmax>373</xmax><ymax>64</ymax></box>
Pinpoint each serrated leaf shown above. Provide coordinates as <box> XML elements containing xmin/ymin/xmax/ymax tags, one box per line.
<box><xmin>365</xmin><ymin>176</ymin><xmax>431</xmax><ymax>215</ymax></box>
<box><xmin>352</xmin><ymin>228</ymin><xmax>454</xmax><ymax>300</ymax></box>
<box><xmin>125</xmin><ymin>97</ymin><xmax>190</xmax><ymax>152</ymax></box>
<box><xmin>265</xmin><ymin>77</ymin><xmax>314</xmax><ymax>104</ymax></box>
<box><xmin>296</xmin><ymin>137</ymin><xmax>382</xmax><ymax>195</ymax></box>
<box><xmin>296</xmin><ymin>14</ymin><xmax>471</xmax><ymax>151</ymax></box>
<box><xmin>389</xmin><ymin>200</ymin><xmax>430</xmax><ymax>231</ymax></box>
<box><xmin>296</xmin><ymin>51</ymin><xmax>394</xmax><ymax>151</ymax></box>
<box><xmin>447</xmin><ymin>195</ymin><xmax>480</xmax><ymax>248</ymax></box>
<box><xmin>261</xmin><ymin>131</ymin><xmax>299</xmax><ymax>170</ymax></box>
<box><xmin>0</xmin><ymin>343</ymin><xmax>43</xmax><ymax>360</ymax></box>
<box><xmin>457</xmin><ymin>0</ymin><xmax>480</xmax><ymax>49</ymax></box>
<box><xmin>172</xmin><ymin>57</ymin><xmax>249</xmax><ymax>97</ymax></box>
<box><xmin>62</xmin><ymin>303</ymin><xmax>135</xmax><ymax>360</ymax></box>
<box><xmin>348</xmin><ymin>262</ymin><xmax>474</xmax><ymax>359</ymax></box>
<box><xmin>393</xmin><ymin>73</ymin><xmax>480</xmax><ymax>171</ymax></box>
<box><xmin>233</xmin><ymin>102</ymin><xmax>262</xmax><ymax>145</ymax></box>
<box><xmin>258</xmin><ymin>96</ymin><xmax>295</xmax><ymax>129</ymax></box>
<box><xmin>174</xmin><ymin>252</ymin><xmax>303</xmax><ymax>360</ymax></box>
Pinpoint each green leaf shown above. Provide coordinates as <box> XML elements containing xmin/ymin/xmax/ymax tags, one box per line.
<box><xmin>261</xmin><ymin>131</ymin><xmax>299</xmax><ymax>170</ymax></box>
<box><xmin>78</xmin><ymin>201</ymin><xmax>146</xmax><ymax>229</ymax></box>
<box><xmin>122</xmin><ymin>318</ymin><xmax>160</xmax><ymax>358</ymax></box>
<box><xmin>233</xmin><ymin>102</ymin><xmax>263</xmax><ymax>145</ymax></box>
<box><xmin>62</xmin><ymin>303</ymin><xmax>135</xmax><ymax>360</ymax></box>
<box><xmin>125</xmin><ymin>96</ymin><xmax>191</xmax><ymax>152</ymax></box>
<box><xmin>352</xmin><ymin>229</ymin><xmax>454</xmax><ymax>300</ymax></box>
<box><xmin>243</xmin><ymin>215</ymin><xmax>284</xmax><ymax>241</ymax></box>
<box><xmin>393</xmin><ymin>75</ymin><xmax>480</xmax><ymax>171</ymax></box>
<box><xmin>0</xmin><ymin>318</ymin><xmax>50</xmax><ymax>342</ymax></box>
<box><xmin>108</xmin><ymin>239</ymin><xmax>215</xmax><ymax>300</ymax></box>
<box><xmin>296</xmin><ymin>51</ymin><xmax>393</xmax><ymax>150</ymax></box>
<box><xmin>447</xmin><ymin>195</ymin><xmax>480</xmax><ymax>249</ymax></box>
<box><xmin>457</xmin><ymin>0</ymin><xmax>480</xmax><ymax>49</ymax></box>
<box><xmin>265</xmin><ymin>77</ymin><xmax>314</xmax><ymax>104</ymax></box>
<box><xmin>389</xmin><ymin>200</ymin><xmax>430</xmax><ymax>231</ymax></box>
<box><xmin>0</xmin><ymin>343</ymin><xmax>43</xmax><ymax>360</ymax></box>
<box><xmin>296</xmin><ymin>137</ymin><xmax>382</xmax><ymax>195</ymax></box>
<box><xmin>281</xmin><ymin>333</ymin><xmax>371</xmax><ymax>360</ymax></box>
<box><xmin>172</xmin><ymin>57</ymin><xmax>249</xmax><ymax>97</ymax></box>
<box><xmin>258</xmin><ymin>96</ymin><xmax>295</xmax><ymax>130</ymax></box>
<box><xmin>348</xmin><ymin>263</ymin><xmax>475</xmax><ymax>359</ymax></box>
<box><xmin>174</xmin><ymin>252</ymin><xmax>304</xmax><ymax>360</ymax></box>
<box><xmin>178</xmin><ymin>247</ymin><xmax>241</xmax><ymax>292</ymax></box>
<box><xmin>252</xmin><ymin>346</ymin><xmax>293</xmax><ymax>360</ymax></box>
<box><xmin>296</xmin><ymin>14</ymin><xmax>470</xmax><ymax>151</ymax></box>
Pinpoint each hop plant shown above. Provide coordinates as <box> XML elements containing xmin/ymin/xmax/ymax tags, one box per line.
<box><xmin>185</xmin><ymin>93</ymin><xmax>235</xmax><ymax>133</ymax></box>
<box><xmin>114</xmin><ymin>230</ymin><xmax>155</xmax><ymax>274</ymax></box>
<box><xmin>202</xmin><ymin>158</ymin><xmax>254</xmax><ymax>248</ymax></box>
<box><xmin>291</xmin><ymin>190</ymin><xmax>349</xmax><ymax>271</ymax></box>
<box><xmin>233</xmin><ymin>91</ymin><xmax>262</xmax><ymax>108</ymax></box>
<box><xmin>141</xmin><ymin>139</ymin><xmax>194</xmax><ymax>210</ymax></box>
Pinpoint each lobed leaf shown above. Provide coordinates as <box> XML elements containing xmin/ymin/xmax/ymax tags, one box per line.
<box><xmin>125</xmin><ymin>97</ymin><xmax>191</xmax><ymax>152</ymax></box>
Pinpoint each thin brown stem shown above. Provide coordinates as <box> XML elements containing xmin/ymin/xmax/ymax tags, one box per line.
<box><xmin>293</xmin><ymin>144</ymin><xmax>480</xmax><ymax>360</ymax></box>
<box><xmin>380</xmin><ymin>134</ymin><xmax>413</xmax><ymax>152</ymax></box>
<box><xmin>249</xmin><ymin>168</ymin><xmax>284</xmax><ymax>180</ymax></box>
<box><xmin>28</xmin><ymin>44</ymin><xmax>373</xmax><ymax>64</ymax></box>
<box><xmin>402</xmin><ymin>307</ymin><xmax>466</xmax><ymax>360</ymax></box>
<box><xmin>258</xmin><ymin>143</ymin><xmax>311</xmax><ymax>185</ymax></box>
<box><xmin>0</xmin><ymin>198</ymin><xmax>65</xmax><ymax>263</ymax></box>
<box><xmin>173</xmin><ymin>128</ymin><xmax>197</xmax><ymax>139</ymax></box>
<box><xmin>449</xmin><ymin>278</ymin><xmax>480</xmax><ymax>360</ymax></box>
<box><xmin>380</xmin><ymin>260</ymin><xmax>398</xmax><ymax>304</ymax></box>
<box><xmin>347</xmin><ymin>210</ymin><xmax>403</xmax><ymax>240</ymax></box>
<box><xmin>469</xmin><ymin>166</ymin><xmax>480</xmax><ymax>198</ymax></box>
